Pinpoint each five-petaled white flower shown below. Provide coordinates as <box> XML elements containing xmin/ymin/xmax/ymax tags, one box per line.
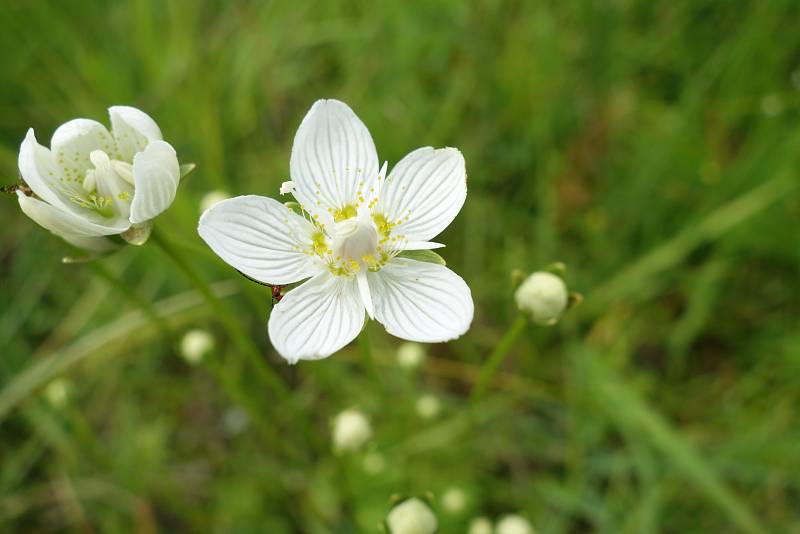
<box><xmin>199</xmin><ymin>99</ymin><xmax>473</xmax><ymax>363</ymax></box>
<box><xmin>16</xmin><ymin>106</ymin><xmax>180</xmax><ymax>252</ymax></box>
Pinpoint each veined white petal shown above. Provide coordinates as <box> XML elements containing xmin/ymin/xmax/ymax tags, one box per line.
<box><xmin>51</xmin><ymin>118</ymin><xmax>117</xmax><ymax>183</ymax></box>
<box><xmin>109</xmin><ymin>105</ymin><xmax>162</xmax><ymax>161</ymax></box>
<box><xmin>376</xmin><ymin>147</ymin><xmax>466</xmax><ymax>242</ymax></box>
<box><xmin>368</xmin><ymin>258</ymin><xmax>473</xmax><ymax>343</ymax></box>
<box><xmin>290</xmin><ymin>99</ymin><xmax>379</xmax><ymax>222</ymax></box>
<box><xmin>268</xmin><ymin>272</ymin><xmax>365</xmax><ymax>363</ymax></box>
<box><xmin>129</xmin><ymin>140</ymin><xmax>180</xmax><ymax>224</ymax></box>
<box><xmin>18</xmin><ymin>129</ymin><xmax>78</xmax><ymax>212</ymax></box>
<box><xmin>17</xmin><ymin>191</ymin><xmax>129</xmax><ymax>237</ymax></box>
<box><xmin>357</xmin><ymin>271</ymin><xmax>375</xmax><ymax>319</ymax></box>
<box><xmin>198</xmin><ymin>195</ymin><xmax>321</xmax><ymax>285</ymax></box>
<box><xmin>402</xmin><ymin>241</ymin><xmax>445</xmax><ymax>250</ymax></box>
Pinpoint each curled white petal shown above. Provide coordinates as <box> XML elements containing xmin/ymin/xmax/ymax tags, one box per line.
<box><xmin>198</xmin><ymin>195</ymin><xmax>320</xmax><ymax>285</ymax></box>
<box><xmin>18</xmin><ymin>129</ymin><xmax>75</xmax><ymax>212</ymax></box>
<box><xmin>109</xmin><ymin>105</ymin><xmax>162</xmax><ymax>161</ymax></box>
<box><xmin>268</xmin><ymin>272</ymin><xmax>364</xmax><ymax>363</ymax></box>
<box><xmin>17</xmin><ymin>191</ymin><xmax>129</xmax><ymax>237</ymax></box>
<box><xmin>129</xmin><ymin>140</ymin><xmax>180</xmax><ymax>224</ymax></box>
<box><xmin>368</xmin><ymin>258</ymin><xmax>473</xmax><ymax>342</ymax></box>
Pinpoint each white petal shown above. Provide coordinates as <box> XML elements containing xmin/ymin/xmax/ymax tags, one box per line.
<box><xmin>51</xmin><ymin>118</ymin><xmax>117</xmax><ymax>177</ymax></box>
<box><xmin>268</xmin><ymin>272</ymin><xmax>365</xmax><ymax>363</ymax></box>
<box><xmin>402</xmin><ymin>241</ymin><xmax>445</xmax><ymax>250</ymax></box>
<box><xmin>61</xmin><ymin>234</ymin><xmax>119</xmax><ymax>253</ymax></box>
<box><xmin>198</xmin><ymin>195</ymin><xmax>321</xmax><ymax>285</ymax></box>
<box><xmin>129</xmin><ymin>140</ymin><xmax>180</xmax><ymax>224</ymax></box>
<box><xmin>376</xmin><ymin>147</ymin><xmax>466</xmax><ymax>242</ymax></box>
<box><xmin>109</xmin><ymin>106</ymin><xmax>162</xmax><ymax>161</ymax></box>
<box><xmin>17</xmin><ymin>191</ymin><xmax>129</xmax><ymax>237</ymax></box>
<box><xmin>18</xmin><ymin>129</ymin><xmax>77</xmax><ymax>212</ymax></box>
<box><xmin>289</xmin><ymin>99</ymin><xmax>379</xmax><ymax>222</ymax></box>
<box><xmin>368</xmin><ymin>258</ymin><xmax>473</xmax><ymax>343</ymax></box>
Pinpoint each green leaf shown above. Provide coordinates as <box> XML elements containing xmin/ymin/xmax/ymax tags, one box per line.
<box><xmin>397</xmin><ymin>249</ymin><xmax>446</xmax><ymax>266</ymax></box>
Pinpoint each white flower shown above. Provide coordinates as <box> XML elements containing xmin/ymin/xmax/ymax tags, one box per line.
<box><xmin>386</xmin><ymin>498</ymin><xmax>437</xmax><ymax>534</ymax></box>
<box><xmin>199</xmin><ymin>99</ymin><xmax>473</xmax><ymax>363</ymax></box>
<box><xmin>441</xmin><ymin>487</ymin><xmax>467</xmax><ymax>514</ymax></box>
<box><xmin>514</xmin><ymin>272</ymin><xmax>568</xmax><ymax>324</ymax></box>
<box><xmin>496</xmin><ymin>515</ymin><xmax>534</xmax><ymax>534</ymax></box>
<box><xmin>332</xmin><ymin>409</ymin><xmax>372</xmax><ymax>453</ymax></box>
<box><xmin>416</xmin><ymin>394</ymin><xmax>441</xmax><ymax>419</ymax></box>
<box><xmin>16</xmin><ymin>106</ymin><xmax>180</xmax><ymax>252</ymax></box>
<box><xmin>200</xmin><ymin>190</ymin><xmax>230</xmax><ymax>213</ymax></box>
<box><xmin>397</xmin><ymin>341</ymin><xmax>426</xmax><ymax>369</ymax></box>
<box><xmin>180</xmin><ymin>329</ymin><xmax>214</xmax><ymax>364</ymax></box>
<box><xmin>279</xmin><ymin>180</ymin><xmax>296</xmax><ymax>195</ymax></box>
<box><xmin>468</xmin><ymin>517</ymin><xmax>494</xmax><ymax>534</ymax></box>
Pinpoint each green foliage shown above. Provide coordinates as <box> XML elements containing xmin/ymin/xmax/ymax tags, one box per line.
<box><xmin>1</xmin><ymin>0</ymin><xmax>799</xmax><ymax>532</ymax></box>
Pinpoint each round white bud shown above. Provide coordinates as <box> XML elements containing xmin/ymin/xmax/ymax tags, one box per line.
<box><xmin>514</xmin><ymin>271</ymin><xmax>568</xmax><ymax>324</ymax></box>
<box><xmin>415</xmin><ymin>395</ymin><xmax>441</xmax><ymax>419</ymax></box>
<box><xmin>468</xmin><ymin>516</ymin><xmax>494</xmax><ymax>534</ymax></box>
<box><xmin>332</xmin><ymin>409</ymin><xmax>372</xmax><ymax>453</ymax></box>
<box><xmin>44</xmin><ymin>378</ymin><xmax>72</xmax><ymax>408</ymax></box>
<box><xmin>180</xmin><ymin>329</ymin><xmax>214</xmax><ymax>365</ymax></box>
<box><xmin>386</xmin><ymin>498</ymin><xmax>437</xmax><ymax>534</ymax></box>
<box><xmin>200</xmin><ymin>190</ymin><xmax>230</xmax><ymax>213</ymax></box>
<box><xmin>397</xmin><ymin>342</ymin><xmax>426</xmax><ymax>369</ymax></box>
<box><xmin>496</xmin><ymin>514</ymin><xmax>534</xmax><ymax>534</ymax></box>
<box><xmin>441</xmin><ymin>487</ymin><xmax>467</xmax><ymax>514</ymax></box>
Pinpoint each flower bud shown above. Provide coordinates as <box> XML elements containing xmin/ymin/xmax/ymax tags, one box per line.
<box><xmin>468</xmin><ymin>517</ymin><xmax>493</xmax><ymax>534</ymax></box>
<box><xmin>415</xmin><ymin>395</ymin><xmax>441</xmax><ymax>419</ymax></box>
<box><xmin>332</xmin><ymin>409</ymin><xmax>372</xmax><ymax>453</ymax></box>
<box><xmin>180</xmin><ymin>329</ymin><xmax>214</xmax><ymax>365</ymax></box>
<box><xmin>387</xmin><ymin>498</ymin><xmax>437</xmax><ymax>534</ymax></box>
<box><xmin>514</xmin><ymin>271</ymin><xmax>568</xmax><ymax>324</ymax></box>
<box><xmin>200</xmin><ymin>190</ymin><xmax>230</xmax><ymax>213</ymax></box>
<box><xmin>441</xmin><ymin>487</ymin><xmax>467</xmax><ymax>514</ymax></box>
<box><xmin>44</xmin><ymin>378</ymin><xmax>72</xmax><ymax>408</ymax></box>
<box><xmin>397</xmin><ymin>342</ymin><xmax>426</xmax><ymax>369</ymax></box>
<box><xmin>496</xmin><ymin>514</ymin><xmax>534</xmax><ymax>534</ymax></box>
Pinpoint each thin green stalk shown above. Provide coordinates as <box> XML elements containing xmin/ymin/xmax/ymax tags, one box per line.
<box><xmin>149</xmin><ymin>230</ymin><xmax>289</xmax><ymax>398</ymax></box>
<box><xmin>470</xmin><ymin>314</ymin><xmax>528</xmax><ymax>403</ymax></box>
<box><xmin>357</xmin><ymin>326</ymin><xmax>381</xmax><ymax>387</ymax></box>
<box><xmin>87</xmin><ymin>261</ymin><xmax>174</xmax><ymax>348</ymax></box>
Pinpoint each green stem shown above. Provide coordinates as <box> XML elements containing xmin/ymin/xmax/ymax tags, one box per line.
<box><xmin>87</xmin><ymin>261</ymin><xmax>174</xmax><ymax>347</ymax></box>
<box><xmin>357</xmin><ymin>326</ymin><xmax>381</xmax><ymax>386</ymax></box>
<box><xmin>470</xmin><ymin>314</ymin><xmax>528</xmax><ymax>403</ymax></box>
<box><xmin>149</xmin><ymin>230</ymin><xmax>288</xmax><ymax>398</ymax></box>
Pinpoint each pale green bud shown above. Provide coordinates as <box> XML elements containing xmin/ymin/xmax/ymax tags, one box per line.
<box><xmin>514</xmin><ymin>271</ymin><xmax>568</xmax><ymax>324</ymax></box>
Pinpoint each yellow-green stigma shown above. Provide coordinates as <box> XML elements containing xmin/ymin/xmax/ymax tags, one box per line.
<box><xmin>333</xmin><ymin>204</ymin><xmax>358</xmax><ymax>222</ymax></box>
<box><xmin>70</xmin><ymin>193</ymin><xmax>114</xmax><ymax>218</ymax></box>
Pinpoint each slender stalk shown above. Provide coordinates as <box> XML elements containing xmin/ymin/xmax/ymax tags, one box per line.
<box><xmin>87</xmin><ymin>261</ymin><xmax>174</xmax><ymax>347</ymax></box>
<box><xmin>470</xmin><ymin>314</ymin><xmax>528</xmax><ymax>403</ymax></box>
<box><xmin>357</xmin><ymin>326</ymin><xmax>381</xmax><ymax>386</ymax></box>
<box><xmin>149</xmin><ymin>230</ymin><xmax>288</xmax><ymax>398</ymax></box>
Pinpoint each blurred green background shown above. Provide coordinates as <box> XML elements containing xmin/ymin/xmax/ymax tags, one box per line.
<box><xmin>1</xmin><ymin>1</ymin><xmax>799</xmax><ymax>532</ymax></box>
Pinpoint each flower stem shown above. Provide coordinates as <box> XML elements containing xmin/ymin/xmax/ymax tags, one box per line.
<box><xmin>470</xmin><ymin>314</ymin><xmax>528</xmax><ymax>403</ymax></box>
<box><xmin>87</xmin><ymin>261</ymin><xmax>174</xmax><ymax>347</ymax></box>
<box><xmin>357</xmin><ymin>325</ymin><xmax>381</xmax><ymax>386</ymax></box>
<box><xmin>149</xmin><ymin>230</ymin><xmax>289</xmax><ymax>398</ymax></box>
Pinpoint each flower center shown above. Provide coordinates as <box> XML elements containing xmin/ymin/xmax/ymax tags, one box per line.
<box><xmin>69</xmin><ymin>150</ymin><xmax>134</xmax><ymax>218</ymax></box>
<box><xmin>332</xmin><ymin>218</ymin><xmax>380</xmax><ymax>269</ymax></box>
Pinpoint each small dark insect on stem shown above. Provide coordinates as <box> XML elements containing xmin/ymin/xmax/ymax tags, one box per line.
<box><xmin>2</xmin><ymin>182</ymin><xmax>32</xmax><ymax>197</ymax></box>
<box><xmin>235</xmin><ymin>269</ymin><xmax>283</xmax><ymax>303</ymax></box>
